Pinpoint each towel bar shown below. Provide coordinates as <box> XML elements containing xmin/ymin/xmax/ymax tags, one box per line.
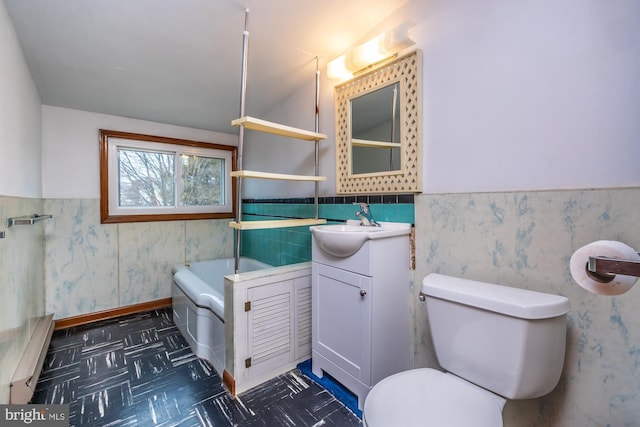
<box><xmin>7</xmin><ymin>214</ymin><xmax>53</xmax><ymax>227</ymax></box>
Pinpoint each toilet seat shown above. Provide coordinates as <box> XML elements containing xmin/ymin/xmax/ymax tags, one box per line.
<box><xmin>363</xmin><ymin>368</ymin><xmax>504</xmax><ymax>427</ymax></box>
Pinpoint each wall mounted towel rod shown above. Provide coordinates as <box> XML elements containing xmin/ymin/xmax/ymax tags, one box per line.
<box><xmin>588</xmin><ymin>254</ymin><xmax>640</xmax><ymax>279</ymax></box>
<box><xmin>7</xmin><ymin>214</ymin><xmax>53</xmax><ymax>227</ymax></box>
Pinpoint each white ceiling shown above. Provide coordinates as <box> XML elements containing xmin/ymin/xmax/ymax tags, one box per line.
<box><xmin>4</xmin><ymin>0</ymin><xmax>406</xmax><ymax>133</ymax></box>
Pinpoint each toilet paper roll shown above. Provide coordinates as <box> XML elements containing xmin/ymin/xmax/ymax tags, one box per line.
<box><xmin>570</xmin><ymin>240</ymin><xmax>640</xmax><ymax>295</ymax></box>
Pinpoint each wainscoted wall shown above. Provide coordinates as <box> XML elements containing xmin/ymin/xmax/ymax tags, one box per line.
<box><xmin>0</xmin><ymin>196</ymin><xmax>45</xmax><ymax>403</ymax></box>
<box><xmin>413</xmin><ymin>187</ymin><xmax>640</xmax><ymax>426</ymax></box>
<box><xmin>42</xmin><ymin>195</ymin><xmax>414</xmax><ymax>318</ymax></box>
<box><xmin>43</xmin><ymin>199</ymin><xmax>234</xmax><ymax>319</ymax></box>
<box><xmin>241</xmin><ymin>195</ymin><xmax>415</xmax><ymax>266</ymax></box>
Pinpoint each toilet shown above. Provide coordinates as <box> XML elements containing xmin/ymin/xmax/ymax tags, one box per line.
<box><xmin>363</xmin><ymin>273</ymin><xmax>570</xmax><ymax>427</ymax></box>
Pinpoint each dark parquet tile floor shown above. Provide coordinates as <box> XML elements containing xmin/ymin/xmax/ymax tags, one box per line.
<box><xmin>31</xmin><ymin>308</ymin><xmax>362</xmax><ymax>427</ymax></box>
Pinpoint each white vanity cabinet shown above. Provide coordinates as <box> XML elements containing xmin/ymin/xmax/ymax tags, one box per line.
<box><xmin>311</xmin><ymin>225</ymin><xmax>410</xmax><ymax>410</ymax></box>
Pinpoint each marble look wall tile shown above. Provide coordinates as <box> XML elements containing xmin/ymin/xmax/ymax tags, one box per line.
<box><xmin>413</xmin><ymin>188</ymin><xmax>640</xmax><ymax>426</ymax></box>
<box><xmin>185</xmin><ymin>219</ymin><xmax>233</xmax><ymax>263</ymax></box>
<box><xmin>44</xmin><ymin>199</ymin><xmax>117</xmax><ymax>319</ymax></box>
<box><xmin>118</xmin><ymin>221</ymin><xmax>185</xmax><ymax>306</ymax></box>
<box><xmin>0</xmin><ymin>195</ymin><xmax>45</xmax><ymax>404</ymax></box>
<box><xmin>43</xmin><ymin>199</ymin><xmax>235</xmax><ymax>320</ymax></box>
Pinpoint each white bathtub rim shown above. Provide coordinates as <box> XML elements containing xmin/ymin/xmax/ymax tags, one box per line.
<box><xmin>173</xmin><ymin>268</ymin><xmax>225</xmax><ymax>319</ymax></box>
<box><xmin>172</xmin><ymin>257</ymin><xmax>273</xmax><ymax>320</ymax></box>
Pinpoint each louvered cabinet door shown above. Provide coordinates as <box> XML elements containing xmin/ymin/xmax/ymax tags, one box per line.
<box><xmin>245</xmin><ymin>280</ymin><xmax>294</xmax><ymax>375</ymax></box>
<box><xmin>294</xmin><ymin>277</ymin><xmax>312</xmax><ymax>359</ymax></box>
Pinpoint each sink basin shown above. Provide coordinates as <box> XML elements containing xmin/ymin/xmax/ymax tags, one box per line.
<box><xmin>310</xmin><ymin>221</ymin><xmax>411</xmax><ymax>257</ymax></box>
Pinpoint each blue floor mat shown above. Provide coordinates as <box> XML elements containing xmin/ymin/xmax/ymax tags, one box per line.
<box><xmin>297</xmin><ymin>359</ymin><xmax>363</xmax><ymax>419</ymax></box>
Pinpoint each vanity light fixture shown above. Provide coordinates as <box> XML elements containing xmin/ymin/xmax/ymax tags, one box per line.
<box><xmin>327</xmin><ymin>21</ymin><xmax>415</xmax><ymax>80</ymax></box>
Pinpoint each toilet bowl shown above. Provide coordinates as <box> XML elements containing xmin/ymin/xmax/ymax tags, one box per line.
<box><xmin>363</xmin><ymin>274</ymin><xmax>569</xmax><ymax>427</ymax></box>
<box><xmin>364</xmin><ymin>369</ymin><xmax>505</xmax><ymax>427</ymax></box>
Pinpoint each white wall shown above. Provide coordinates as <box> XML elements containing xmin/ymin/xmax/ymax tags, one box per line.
<box><xmin>257</xmin><ymin>1</ymin><xmax>640</xmax><ymax>425</ymax></box>
<box><xmin>257</xmin><ymin>0</ymin><xmax>640</xmax><ymax>196</ymax></box>
<box><xmin>242</xmin><ymin>70</ymin><xmax>336</xmax><ymax>199</ymax></box>
<box><xmin>0</xmin><ymin>0</ymin><xmax>44</xmax><ymax>405</ymax></box>
<box><xmin>418</xmin><ymin>0</ymin><xmax>640</xmax><ymax>193</ymax></box>
<box><xmin>0</xmin><ymin>1</ymin><xmax>42</xmax><ymax>198</ymax></box>
<box><xmin>42</xmin><ymin>106</ymin><xmax>238</xmax><ymax>199</ymax></box>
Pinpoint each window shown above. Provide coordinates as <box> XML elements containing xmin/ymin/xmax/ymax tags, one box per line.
<box><xmin>100</xmin><ymin>129</ymin><xmax>236</xmax><ymax>223</ymax></box>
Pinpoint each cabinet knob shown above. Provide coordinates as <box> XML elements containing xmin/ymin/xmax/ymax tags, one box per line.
<box><xmin>360</xmin><ymin>289</ymin><xmax>367</xmax><ymax>297</ymax></box>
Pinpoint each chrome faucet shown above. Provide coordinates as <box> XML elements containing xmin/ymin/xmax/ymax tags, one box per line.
<box><xmin>353</xmin><ymin>202</ymin><xmax>380</xmax><ymax>227</ymax></box>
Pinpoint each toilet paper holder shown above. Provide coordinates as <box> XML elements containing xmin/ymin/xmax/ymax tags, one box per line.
<box><xmin>588</xmin><ymin>253</ymin><xmax>640</xmax><ymax>279</ymax></box>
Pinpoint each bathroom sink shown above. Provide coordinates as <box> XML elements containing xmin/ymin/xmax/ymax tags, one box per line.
<box><xmin>310</xmin><ymin>220</ymin><xmax>411</xmax><ymax>257</ymax></box>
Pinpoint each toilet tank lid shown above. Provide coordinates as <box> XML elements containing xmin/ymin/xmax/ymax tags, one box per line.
<box><xmin>422</xmin><ymin>274</ymin><xmax>570</xmax><ymax>319</ymax></box>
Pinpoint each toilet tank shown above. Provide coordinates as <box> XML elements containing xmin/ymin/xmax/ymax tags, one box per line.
<box><xmin>422</xmin><ymin>274</ymin><xmax>570</xmax><ymax>400</ymax></box>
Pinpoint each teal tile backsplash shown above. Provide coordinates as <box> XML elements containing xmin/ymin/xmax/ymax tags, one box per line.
<box><xmin>240</xmin><ymin>195</ymin><xmax>414</xmax><ymax>266</ymax></box>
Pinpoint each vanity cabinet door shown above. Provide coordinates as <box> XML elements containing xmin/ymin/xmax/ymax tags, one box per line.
<box><xmin>312</xmin><ymin>263</ymin><xmax>372</xmax><ymax>385</ymax></box>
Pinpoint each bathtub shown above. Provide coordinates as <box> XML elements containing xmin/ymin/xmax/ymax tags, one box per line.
<box><xmin>172</xmin><ymin>257</ymin><xmax>270</xmax><ymax>376</ymax></box>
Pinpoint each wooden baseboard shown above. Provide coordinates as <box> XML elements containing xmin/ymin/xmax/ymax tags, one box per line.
<box><xmin>54</xmin><ymin>298</ymin><xmax>172</xmax><ymax>330</ymax></box>
<box><xmin>223</xmin><ymin>369</ymin><xmax>236</xmax><ymax>396</ymax></box>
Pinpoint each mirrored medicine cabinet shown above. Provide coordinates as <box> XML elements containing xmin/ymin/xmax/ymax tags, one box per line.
<box><xmin>334</xmin><ymin>50</ymin><xmax>422</xmax><ymax>194</ymax></box>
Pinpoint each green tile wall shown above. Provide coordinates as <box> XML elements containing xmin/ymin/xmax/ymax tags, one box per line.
<box><xmin>240</xmin><ymin>195</ymin><xmax>414</xmax><ymax>266</ymax></box>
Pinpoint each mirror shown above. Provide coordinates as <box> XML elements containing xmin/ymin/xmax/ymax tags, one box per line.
<box><xmin>335</xmin><ymin>50</ymin><xmax>422</xmax><ymax>193</ymax></box>
<box><xmin>351</xmin><ymin>82</ymin><xmax>401</xmax><ymax>174</ymax></box>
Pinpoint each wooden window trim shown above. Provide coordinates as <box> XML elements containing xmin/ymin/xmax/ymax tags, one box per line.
<box><xmin>99</xmin><ymin>129</ymin><xmax>237</xmax><ymax>224</ymax></box>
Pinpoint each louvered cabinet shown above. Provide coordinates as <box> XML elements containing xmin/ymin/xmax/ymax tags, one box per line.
<box><xmin>225</xmin><ymin>263</ymin><xmax>312</xmax><ymax>394</ymax></box>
